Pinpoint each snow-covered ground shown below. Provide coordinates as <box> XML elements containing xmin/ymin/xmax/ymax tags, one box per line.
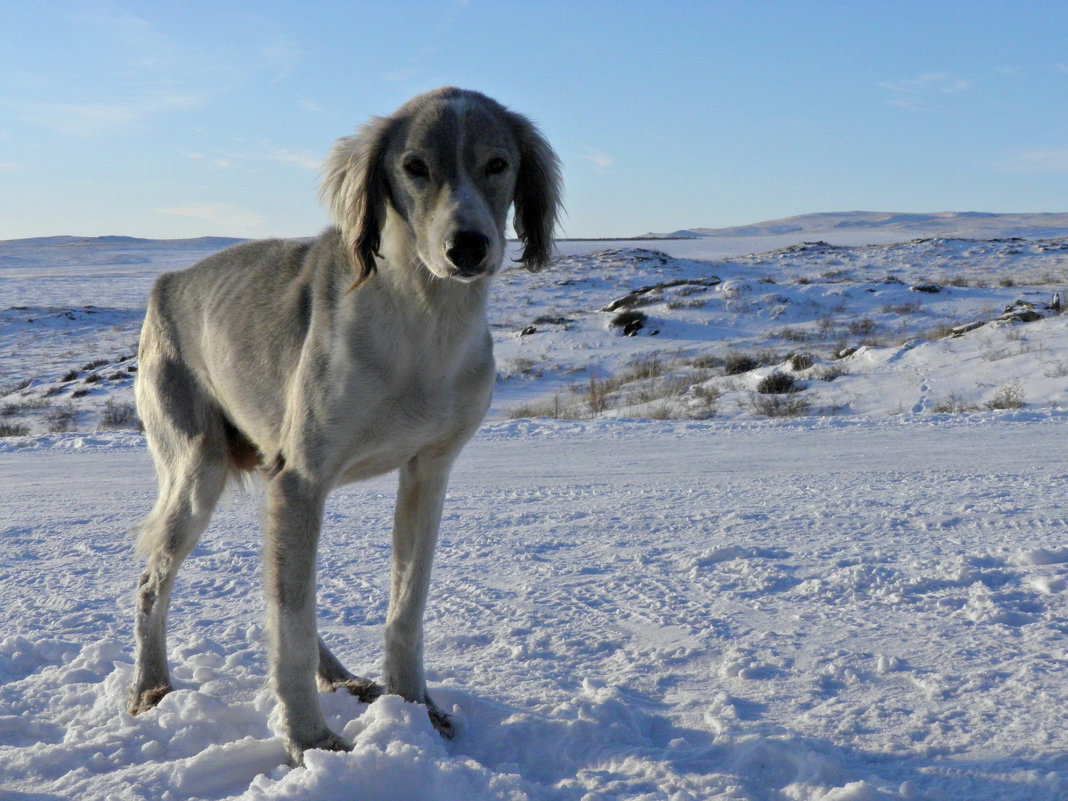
<box><xmin>2</xmin><ymin>213</ymin><xmax>1067</xmax><ymax>800</ymax></box>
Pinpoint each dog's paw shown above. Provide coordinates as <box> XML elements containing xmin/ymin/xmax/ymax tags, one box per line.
<box><xmin>329</xmin><ymin>677</ymin><xmax>384</xmax><ymax>704</ymax></box>
<box><xmin>426</xmin><ymin>698</ymin><xmax>455</xmax><ymax>739</ymax></box>
<box><xmin>286</xmin><ymin>729</ymin><xmax>352</xmax><ymax>766</ymax></box>
<box><xmin>127</xmin><ymin>684</ymin><xmax>172</xmax><ymax>716</ymax></box>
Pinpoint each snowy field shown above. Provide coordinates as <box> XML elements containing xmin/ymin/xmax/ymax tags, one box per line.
<box><xmin>2</xmin><ymin>212</ymin><xmax>1068</xmax><ymax>800</ymax></box>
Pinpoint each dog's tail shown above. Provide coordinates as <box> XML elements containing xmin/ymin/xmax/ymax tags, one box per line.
<box><xmin>221</xmin><ymin>416</ymin><xmax>263</xmax><ymax>474</ymax></box>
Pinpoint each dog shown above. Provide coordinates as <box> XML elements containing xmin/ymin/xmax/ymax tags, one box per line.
<box><xmin>127</xmin><ymin>87</ymin><xmax>561</xmax><ymax>764</ymax></box>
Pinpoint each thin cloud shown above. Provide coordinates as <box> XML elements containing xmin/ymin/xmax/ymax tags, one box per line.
<box><xmin>11</xmin><ymin>88</ymin><xmax>202</xmax><ymax>138</ymax></box>
<box><xmin>181</xmin><ymin>150</ymin><xmax>229</xmax><ymax>168</ymax></box>
<box><xmin>15</xmin><ymin>102</ymin><xmax>138</xmax><ymax>137</ymax></box>
<box><xmin>879</xmin><ymin>72</ymin><xmax>970</xmax><ymax>110</ymax></box>
<box><xmin>11</xmin><ymin>8</ymin><xmax>296</xmax><ymax>139</ymax></box>
<box><xmin>879</xmin><ymin>72</ymin><xmax>971</xmax><ymax>95</ymax></box>
<box><xmin>261</xmin><ymin>35</ymin><xmax>302</xmax><ymax>83</ymax></box>
<box><xmin>998</xmin><ymin>147</ymin><xmax>1068</xmax><ymax>174</ymax></box>
<box><xmin>380</xmin><ymin>66</ymin><xmax>421</xmax><ymax>84</ymax></box>
<box><xmin>269</xmin><ymin>149</ymin><xmax>321</xmax><ymax>171</ymax></box>
<box><xmin>73</xmin><ymin>6</ymin><xmax>176</xmax><ymax>71</ymax></box>
<box><xmin>183</xmin><ymin>147</ymin><xmax>321</xmax><ymax>173</ymax></box>
<box><xmin>156</xmin><ymin>202</ymin><xmax>266</xmax><ymax>232</ymax></box>
<box><xmin>580</xmin><ymin>147</ymin><xmax>614</xmax><ymax>169</ymax></box>
<box><xmin>300</xmin><ymin>99</ymin><xmax>329</xmax><ymax>115</ymax></box>
<box><xmin>379</xmin><ymin>46</ymin><xmax>437</xmax><ymax>85</ymax></box>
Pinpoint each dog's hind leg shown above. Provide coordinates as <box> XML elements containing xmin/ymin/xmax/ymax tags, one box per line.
<box><xmin>129</xmin><ymin>448</ymin><xmax>226</xmax><ymax>714</ymax></box>
<box><xmin>129</xmin><ymin>313</ymin><xmax>229</xmax><ymax>715</ymax></box>
<box><xmin>316</xmin><ymin>636</ymin><xmax>383</xmax><ymax>702</ymax></box>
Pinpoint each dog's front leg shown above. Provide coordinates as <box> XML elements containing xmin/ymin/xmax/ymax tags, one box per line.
<box><xmin>384</xmin><ymin>452</ymin><xmax>456</xmax><ymax>736</ymax></box>
<box><xmin>264</xmin><ymin>470</ymin><xmax>349</xmax><ymax>763</ymax></box>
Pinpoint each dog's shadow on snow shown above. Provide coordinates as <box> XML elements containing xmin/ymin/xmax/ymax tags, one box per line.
<box><xmin>439</xmin><ymin>681</ymin><xmax>709</xmax><ymax>786</ymax></box>
<box><xmin>410</xmin><ymin>684</ymin><xmax>1067</xmax><ymax>800</ymax></box>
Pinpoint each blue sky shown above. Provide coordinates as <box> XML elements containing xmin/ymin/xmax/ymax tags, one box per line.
<box><xmin>1</xmin><ymin>0</ymin><xmax>1065</xmax><ymax>240</ymax></box>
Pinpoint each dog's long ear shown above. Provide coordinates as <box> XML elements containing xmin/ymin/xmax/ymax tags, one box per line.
<box><xmin>508</xmin><ymin>113</ymin><xmax>562</xmax><ymax>272</ymax></box>
<box><xmin>319</xmin><ymin>115</ymin><xmax>394</xmax><ymax>286</ymax></box>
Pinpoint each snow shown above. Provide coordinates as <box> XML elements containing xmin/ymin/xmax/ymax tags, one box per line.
<box><xmin>2</xmin><ymin>214</ymin><xmax>1067</xmax><ymax>800</ymax></box>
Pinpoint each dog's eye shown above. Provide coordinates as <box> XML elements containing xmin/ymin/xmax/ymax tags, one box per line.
<box><xmin>485</xmin><ymin>157</ymin><xmax>509</xmax><ymax>176</ymax></box>
<box><xmin>404</xmin><ymin>157</ymin><xmax>429</xmax><ymax>179</ymax></box>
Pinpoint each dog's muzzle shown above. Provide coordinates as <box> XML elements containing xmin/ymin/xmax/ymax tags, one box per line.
<box><xmin>444</xmin><ymin>230</ymin><xmax>490</xmax><ymax>277</ymax></box>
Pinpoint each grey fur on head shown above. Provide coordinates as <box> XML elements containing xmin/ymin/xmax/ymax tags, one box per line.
<box><xmin>320</xmin><ymin>87</ymin><xmax>562</xmax><ymax>285</ymax></box>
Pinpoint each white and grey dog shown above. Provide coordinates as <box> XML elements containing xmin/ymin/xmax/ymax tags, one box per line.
<box><xmin>128</xmin><ymin>87</ymin><xmax>561</xmax><ymax>763</ymax></box>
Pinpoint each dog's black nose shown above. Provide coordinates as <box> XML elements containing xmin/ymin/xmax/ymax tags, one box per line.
<box><xmin>444</xmin><ymin>230</ymin><xmax>490</xmax><ymax>274</ymax></box>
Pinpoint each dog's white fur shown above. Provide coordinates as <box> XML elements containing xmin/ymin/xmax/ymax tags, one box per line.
<box><xmin>128</xmin><ymin>87</ymin><xmax>561</xmax><ymax>763</ymax></box>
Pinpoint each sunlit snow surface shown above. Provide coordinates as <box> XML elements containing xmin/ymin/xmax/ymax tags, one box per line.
<box><xmin>2</xmin><ymin>215</ymin><xmax>1067</xmax><ymax>800</ymax></box>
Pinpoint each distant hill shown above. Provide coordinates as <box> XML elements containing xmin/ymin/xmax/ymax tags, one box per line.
<box><xmin>0</xmin><ymin>235</ymin><xmax>249</xmax><ymax>273</ymax></box>
<box><xmin>645</xmin><ymin>211</ymin><xmax>1068</xmax><ymax>242</ymax></box>
<box><xmin>0</xmin><ymin>235</ymin><xmax>246</xmax><ymax>249</ymax></box>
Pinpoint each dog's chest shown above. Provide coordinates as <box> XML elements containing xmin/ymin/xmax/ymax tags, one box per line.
<box><xmin>328</xmin><ymin>347</ymin><xmax>493</xmax><ymax>483</ymax></box>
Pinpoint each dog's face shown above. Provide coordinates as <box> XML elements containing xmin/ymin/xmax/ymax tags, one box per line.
<box><xmin>384</xmin><ymin>94</ymin><xmax>519</xmax><ymax>281</ymax></box>
<box><xmin>321</xmin><ymin>88</ymin><xmax>562</xmax><ymax>286</ymax></box>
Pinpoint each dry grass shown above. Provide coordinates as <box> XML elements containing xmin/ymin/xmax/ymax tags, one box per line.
<box><xmin>985</xmin><ymin>380</ymin><xmax>1026</xmax><ymax>410</ymax></box>
<box><xmin>508</xmin><ymin>394</ymin><xmax>565</xmax><ymax>420</ymax></box>
<box><xmin>930</xmin><ymin>393</ymin><xmax>980</xmax><ymax>414</ymax></box>
<box><xmin>723</xmin><ymin>353</ymin><xmax>760</xmax><ymax>375</ymax></box>
<box><xmin>0</xmin><ymin>422</ymin><xmax>30</xmax><ymax>437</ymax></box>
<box><xmin>748</xmin><ymin>393</ymin><xmax>811</xmax><ymax>418</ymax></box>
<box><xmin>584</xmin><ymin>374</ymin><xmax>612</xmax><ymax>416</ymax></box>
<box><xmin>2</xmin><ymin>396</ymin><xmax>50</xmax><ymax>415</ymax></box>
<box><xmin>100</xmin><ymin>399</ymin><xmax>138</xmax><ymax>428</ymax></box>
<box><xmin>510</xmin><ymin>352</ymin><xmax>719</xmax><ymax>420</ymax></box>
<box><xmin>756</xmin><ymin>372</ymin><xmax>803</xmax><ymax>395</ymax></box>
<box><xmin>46</xmin><ymin>403</ymin><xmax>78</xmax><ymax>433</ymax></box>
<box><xmin>814</xmin><ymin>363</ymin><xmax>849</xmax><ymax>382</ymax></box>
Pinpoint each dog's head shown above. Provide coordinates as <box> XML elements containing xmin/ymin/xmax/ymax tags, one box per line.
<box><xmin>321</xmin><ymin>87</ymin><xmax>562</xmax><ymax>286</ymax></box>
